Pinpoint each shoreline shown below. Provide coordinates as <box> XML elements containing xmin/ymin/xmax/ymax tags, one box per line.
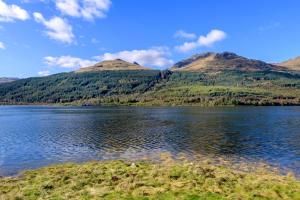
<box><xmin>0</xmin><ymin>102</ymin><xmax>300</xmax><ymax>107</ymax></box>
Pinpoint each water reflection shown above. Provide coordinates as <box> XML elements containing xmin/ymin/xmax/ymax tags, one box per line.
<box><xmin>0</xmin><ymin>106</ymin><xmax>300</xmax><ymax>176</ymax></box>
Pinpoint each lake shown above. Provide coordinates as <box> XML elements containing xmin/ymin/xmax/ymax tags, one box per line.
<box><xmin>0</xmin><ymin>106</ymin><xmax>300</xmax><ymax>176</ymax></box>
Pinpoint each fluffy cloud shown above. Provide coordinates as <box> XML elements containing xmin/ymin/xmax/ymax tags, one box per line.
<box><xmin>175</xmin><ymin>41</ymin><xmax>198</xmax><ymax>52</ymax></box>
<box><xmin>33</xmin><ymin>12</ymin><xmax>74</xmax><ymax>44</ymax></box>
<box><xmin>175</xmin><ymin>29</ymin><xmax>227</xmax><ymax>52</ymax></box>
<box><xmin>44</xmin><ymin>47</ymin><xmax>174</xmax><ymax>69</ymax></box>
<box><xmin>198</xmin><ymin>29</ymin><xmax>227</xmax><ymax>47</ymax></box>
<box><xmin>0</xmin><ymin>0</ymin><xmax>30</xmax><ymax>22</ymax></box>
<box><xmin>44</xmin><ymin>55</ymin><xmax>97</xmax><ymax>68</ymax></box>
<box><xmin>174</xmin><ymin>30</ymin><xmax>196</xmax><ymax>40</ymax></box>
<box><xmin>0</xmin><ymin>41</ymin><xmax>5</xmax><ymax>49</ymax></box>
<box><xmin>97</xmin><ymin>47</ymin><xmax>174</xmax><ymax>68</ymax></box>
<box><xmin>56</xmin><ymin>0</ymin><xmax>111</xmax><ymax>20</ymax></box>
<box><xmin>38</xmin><ymin>70</ymin><xmax>51</xmax><ymax>76</ymax></box>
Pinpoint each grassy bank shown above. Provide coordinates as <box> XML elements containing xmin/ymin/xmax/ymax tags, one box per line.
<box><xmin>1</xmin><ymin>158</ymin><xmax>300</xmax><ymax>200</ymax></box>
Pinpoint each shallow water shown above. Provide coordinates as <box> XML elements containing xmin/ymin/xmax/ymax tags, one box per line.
<box><xmin>0</xmin><ymin>106</ymin><xmax>300</xmax><ymax>176</ymax></box>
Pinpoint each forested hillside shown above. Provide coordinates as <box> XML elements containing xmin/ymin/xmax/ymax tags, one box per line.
<box><xmin>0</xmin><ymin>69</ymin><xmax>299</xmax><ymax>106</ymax></box>
<box><xmin>0</xmin><ymin>70</ymin><xmax>162</xmax><ymax>104</ymax></box>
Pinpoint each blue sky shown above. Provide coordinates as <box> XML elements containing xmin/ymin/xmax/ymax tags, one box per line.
<box><xmin>1</xmin><ymin>0</ymin><xmax>300</xmax><ymax>77</ymax></box>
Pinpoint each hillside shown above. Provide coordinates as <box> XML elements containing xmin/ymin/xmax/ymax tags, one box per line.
<box><xmin>171</xmin><ymin>52</ymin><xmax>284</xmax><ymax>72</ymax></box>
<box><xmin>0</xmin><ymin>70</ymin><xmax>299</xmax><ymax>106</ymax></box>
<box><xmin>0</xmin><ymin>55</ymin><xmax>300</xmax><ymax>106</ymax></box>
<box><xmin>278</xmin><ymin>56</ymin><xmax>300</xmax><ymax>71</ymax></box>
<box><xmin>76</xmin><ymin>59</ymin><xmax>149</xmax><ymax>73</ymax></box>
<box><xmin>0</xmin><ymin>77</ymin><xmax>18</xmax><ymax>84</ymax></box>
<box><xmin>0</xmin><ymin>70</ymin><xmax>163</xmax><ymax>104</ymax></box>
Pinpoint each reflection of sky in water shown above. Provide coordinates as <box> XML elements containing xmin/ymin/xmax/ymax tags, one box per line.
<box><xmin>0</xmin><ymin>106</ymin><xmax>300</xmax><ymax>176</ymax></box>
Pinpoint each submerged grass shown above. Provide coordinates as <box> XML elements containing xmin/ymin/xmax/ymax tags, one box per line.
<box><xmin>1</xmin><ymin>156</ymin><xmax>300</xmax><ymax>200</ymax></box>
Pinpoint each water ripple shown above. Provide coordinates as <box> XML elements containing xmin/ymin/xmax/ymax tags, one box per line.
<box><xmin>0</xmin><ymin>106</ymin><xmax>300</xmax><ymax>176</ymax></box>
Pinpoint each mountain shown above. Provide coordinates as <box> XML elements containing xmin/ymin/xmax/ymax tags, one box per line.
<box><xmin>0</xmin><ymin>53</ymin><xmax>299</xmax><ymax>106</ymax></box>
<box><xmin>171</xmin><ymin>52</ymin><xmax>284</xmax><ymax>72</ymax></box>
<box><xmin>277</xmin><ymin>56</ymin><xmax>300</xmax><ymax>71</ymax></box>
<box><xmin>76</xmin><ymin>59</ymin><xmax>149</xmax><ymax>73</ymax></box>
<box><xmin>0</xmin><ymin>77</ymin><xmax>19</xmax><ymax>84</ymax></box>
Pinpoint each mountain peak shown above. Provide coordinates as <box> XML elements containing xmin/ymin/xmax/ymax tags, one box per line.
<box><xmin>76</xmin><ymin>59</ymin><xmax>149</xmax><ymax>73</ymax></box>
<box><xmin>172</xmin><ymin>52</ymin><xmax>283</xmax><ymax>72</ymax></box>
<box><xmin>190</xmin><ymin>52</ymin><xmax>239</xmax><ymax>60</ymax></box>
<box><xmin>215</xmin><ymin>52</ymin><xmax>240</xmax><ymax>59</ymax></box>
<box><xmin>278</xmin><ymin>56</ymin><xmax>300</xmax><ymax>71</ymax></box>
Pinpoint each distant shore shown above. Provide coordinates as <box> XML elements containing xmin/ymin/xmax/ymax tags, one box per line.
<box><xmin>0</xmin><ymin>100</ymin><xmax>300</xmax><ymax>107</ymax></box>
<box><xmin>1</xmin><ymin>157</ymin><xmax>300</xmax><ymax>200</ymax></box>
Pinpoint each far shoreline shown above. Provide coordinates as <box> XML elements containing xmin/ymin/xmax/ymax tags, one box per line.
<box><xmin>1</xmin><ymin>102</ymin><xmax>300</xmax><ymax>107</ymax></box>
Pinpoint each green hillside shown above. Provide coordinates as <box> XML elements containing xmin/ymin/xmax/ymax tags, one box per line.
<box><xmin>0</xmin><ymin>69</ymin><xmax>299</xmax><ymax>106</ymax></box>
<box><xmin>0</xmin><ymin>70</ymin><xmax>162</xmax><ymax>104</ymax></box>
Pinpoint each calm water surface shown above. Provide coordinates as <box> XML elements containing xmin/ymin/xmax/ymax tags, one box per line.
<box><xmin>0</xmin><ymin>106</ymin><xmax>300</xmax><ymax>176</ymax></box>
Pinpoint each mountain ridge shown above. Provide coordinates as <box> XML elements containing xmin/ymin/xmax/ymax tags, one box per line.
<box><xmin>171</xmin><ymin>52</ymin><xmax>286</xmax><ymax>72</ymax></box>
<box><xmin>0</xmin><ymin>52</ymin><xmax>300</xmax><ymax>106</ymax></box>
<box><xmin>76</xmin><ymin>59</ymin><xmax>149</xmax><ymax>73</ymax></box>
<box><xmin>277</xmin><ymin>56</ymin><xmax>300</xmax><ymax>71</ymax></box>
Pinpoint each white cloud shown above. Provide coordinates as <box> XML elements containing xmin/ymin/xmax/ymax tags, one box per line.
<box><xmin>174</xmin><ymin>30</ymin><xmax>196</xmax><ymax>40</ymax></box>
<box><xmin>97</xmin><ymin>47</ymin><xmax>174</xmax><ymax>68</ymax></box>
<box><xmin>44</xmin><ymin>47</ymin><xmax>173</xmax><ymax>69</ymax></box>
<box><xmin>56</xmin><ymin>0</ymin><xmax>111</xmax><ymax>20</ymax></box>
<box><xmin>0</xmin><ymin>41</ymin><xmax>5</xmax><ymax>49</ymax></box>
<box><xmin>44</xmin><ymin>55</ymin><xmax>97</xmax><ymax>68</ymax></box>
<box><xmin>0</xmin><ymin>0</ymin><xmax>30</xmax><ymax>22</ymax></box>
<box><xmin>21</xmin><ymin>0</ymin><xmax>46</xmax><ymax>3</ymax></box>
<box><xmin>175</xmin><ymin>29</ymin><xmax>227</xmax><ymax>52</ymax></box>
<box><xmin>56</xmin><ymin>0</ymin><xmax>79</xmax><ymax>17</ymax></box>
<box><xmin>175</xmin><ymin>41</ymin><xmax>198</xmax><ymax>52</ymax></box>
<box><xmin>198</xmin><ymin>29</ymin><xmax>227</xmax><ymax>47</ymax></box>
<box><xmin>38</xmin><ymin>70</ymin><xmax>51</xmax><ymax>76</ymax></box>
<box><xmin>33</xmin><ymin>12</ymin><xmax>74</xmax><ymax>44</ymax></box>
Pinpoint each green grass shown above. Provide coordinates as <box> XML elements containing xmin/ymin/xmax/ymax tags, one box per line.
<box><xmin>1</xmin><ymin>157</ymin><xmax>300</xmax><ymax>200</ymax></box>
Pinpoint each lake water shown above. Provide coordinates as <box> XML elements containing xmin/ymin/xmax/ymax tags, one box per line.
<box><xmin>0</xmin><ymin>106</ymin><xmax>300</xmax><ymax>176</ymax></box>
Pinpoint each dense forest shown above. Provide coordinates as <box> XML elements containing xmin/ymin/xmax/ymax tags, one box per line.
<box><xmin>0</xmin><ymin>70</ymin><xmax>300</xmax><ymax>106</ymax></box>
